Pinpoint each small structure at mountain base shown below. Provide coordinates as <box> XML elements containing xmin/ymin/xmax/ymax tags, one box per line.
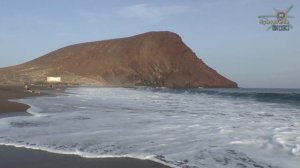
<box><xmin>46</xmin><ymin>77</ymin><xmax>61</xmax><ymax>83</ymax></box>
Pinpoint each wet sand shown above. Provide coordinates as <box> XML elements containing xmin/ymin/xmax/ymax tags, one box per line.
<box><xmin>0</xmin><ymin>85</ymin><xmax>171</xmax><ymax>168</ymax></box>
<box><xmin>0</xmin><ymin>85</ymin><xmax>42</xmax><ymax>114</ymax></box>
<box><xmin>0</xmin><ymin>85</ymin><xmax>67</xmax><ymax>114</ymax></box>
<box><xmin>0</xmin><ymin>146</ymin><xmax>170</xmax><ymax>168</ymax></box>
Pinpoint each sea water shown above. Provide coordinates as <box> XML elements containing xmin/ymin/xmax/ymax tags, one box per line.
<box><xmin>0</xmin><ymin>87</ymin><xmax>299</xmax><ymax>168</ymax></box>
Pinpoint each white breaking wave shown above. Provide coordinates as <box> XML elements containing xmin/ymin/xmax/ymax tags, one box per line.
<box><xmin>0</xmin><ymin>87</ymin><xmax>299</xmax><ymax>168</ymax></box>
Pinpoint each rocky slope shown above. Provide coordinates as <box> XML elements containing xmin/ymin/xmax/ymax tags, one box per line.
<box><xmin>0</xmin><ymin>31</ymin><xmax>237</xmax><ymax>88</ymax></box>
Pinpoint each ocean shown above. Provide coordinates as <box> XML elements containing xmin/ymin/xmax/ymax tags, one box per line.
<box><xmin>0</xmin><ymin>87</ymin><xmax>299</xmax><ymax>168</ymax></box>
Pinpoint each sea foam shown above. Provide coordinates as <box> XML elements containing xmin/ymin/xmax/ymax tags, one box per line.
<box><xmin>0</xmin><ymin>87</ymin><xmax>300</xmax><ymax>168</ymax></box>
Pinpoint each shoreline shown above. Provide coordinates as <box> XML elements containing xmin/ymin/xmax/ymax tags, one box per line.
<box><xmin>0</xmin><ymin>85</ymin><xmax>171</xmax><ymax>168</ymax></box>
<box><xmin>0</xmin><ymin>85</ymin><xmax>43</xmax><ymax>115</ymax></box>
<box><xmin>0</xmin><ymin>145</ymin><xmax>171</xmax><ymax>168</ymax></box>
<box><xmin>0</xmin><ymin>84</ymin><xmax>69</xmax><ymax>115</ymax></box>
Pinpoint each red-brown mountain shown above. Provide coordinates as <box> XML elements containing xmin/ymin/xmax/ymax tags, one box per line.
<box><xmin>0</xmin><ymin>31</ymin><xmax>237</xmax><ymax>88</ymax></box>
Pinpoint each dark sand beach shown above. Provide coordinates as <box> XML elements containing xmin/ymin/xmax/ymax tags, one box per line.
<box><xmin>0</xmin><ymin>85</ymin><xmax>171</xmax><ymax>168</ymax></box>
<box><xmin>0</xmin><ymin>85</ymin><xmax>42</xmax><ymax>114</ymax></box>
<box><xmin>0</xmin><ymin>146</ymin><xmax>170</xmax><ymax>168</ymax></box>
<box><xmin>0</xmin><ymin>85</ymin><xmax>68</xmax><ymax>114</ymax></box>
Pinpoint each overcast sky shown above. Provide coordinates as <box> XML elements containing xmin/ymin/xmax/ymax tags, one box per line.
<box><xmin>0</xmin><ymin>0</ymin><xmax>299</xmax><ymax>88</ymax></box>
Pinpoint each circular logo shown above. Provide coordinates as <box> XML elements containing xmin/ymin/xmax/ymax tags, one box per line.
<box><xmin>277</xmin><ymin>11</ymin><xmax>286</xmax><ymax>20</ymax></box>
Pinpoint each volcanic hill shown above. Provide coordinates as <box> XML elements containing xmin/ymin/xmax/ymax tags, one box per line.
<box><xmin>0</xmin><ymin>31</ymin><xmax>237</xmax><ymax>88</ymax></box>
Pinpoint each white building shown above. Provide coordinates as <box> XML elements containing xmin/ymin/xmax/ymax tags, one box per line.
<box><xmin>46</xmin><ymin>77</ymin><xmax>62</xmax><ymax>83</ymax></box>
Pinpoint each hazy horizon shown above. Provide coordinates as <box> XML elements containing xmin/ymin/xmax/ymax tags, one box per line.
<box><xmin>0</xmin><ymin>0</ymin><xmax>299</xmax><ymax>88</ymax></box>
